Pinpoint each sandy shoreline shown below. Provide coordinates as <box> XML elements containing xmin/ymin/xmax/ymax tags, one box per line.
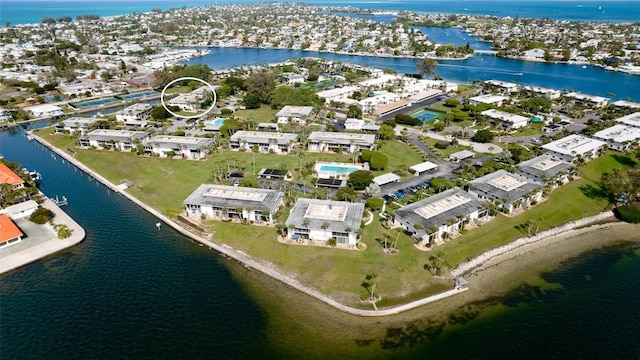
<box><xmin>30</xmin><ymin>132</ymin><xmax>640</xmax><ymax>317</ymax></box>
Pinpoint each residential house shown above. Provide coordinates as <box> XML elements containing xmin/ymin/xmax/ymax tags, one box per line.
<box><xmin>522</xmin><ymin>85</ymin><xmax>561</xmax><ymax>100</ymax></box>
<box><xmin>592</xmin><ymin>124</ymin><xmax>640</xmax><ymax>151</ymax></box>
<box><xmin>275</xmin><ymin>106</ymin><xmax>314</xmax><ymax>124</ymax></box>
<box><xmin>564</xmin><ymin>92</ymin><xmax>609</xmax><ymax>108</ymax></box>
<box><xmin>55</xmin><ymin>117</ymin><xmax>100</xmax><ymax>135</ymax></box>
<box><xmin>615</xmin><ymin>112</ymin><xmax>640</xmax><ymax>128</ymax></box>
<box><xmin>0</xmin><ymin>200</ymin><xmax>39</xmax><ymax>219</ymax></box>
<box><xmin>0</xmin><ymin>163</ymin><xmax>25</xmax><ymax>192</ymax></box>
<box><xmin>115</xmin><ymin>103</ymin><xmax>152</xmax><ymax>127</ymax></box>
<box><xmin>469</xmin><ymin>169</ymin><xmax>543</xmax><ymax>213</ymax></box>
<box><xmin>145</xmin><ymin>135</ymin><xmax>214</xmax><ymax>159</ymax></box>
<box><xmin>307</xmin><ymin>132</ymin><xmax>376</xmax><ymax>153</ymax></box>
<box><xmin>229</xmin><ymin>131</ymin><xmax>297</xmax><ymax>154</ymax></box>
<box><xmin>79</xmin><ymin>129</ymin><xmax>150</xmax><ymax>151</ymax></box>
<box><xmin>0</xmin><ymin>214</ymin><xmax>23</xmax><ymax>248</ymax></box>
<box><xmin>481</xmin><ymin>109</ymin><xmax>529</xmax><ymax>130</ymax></box>
<box><xmin>26</xmin><ymin>104</ymin><xmax>64</xmax><ymax>118</ymax></box>
<box><xmin>517</xmin><ymin>154</ymin><xmax>574</xmax><ymax>185</ymax></box>
<box><xmin>484</xmin><ymin>80</ymin><xmax>519</xmax><ymax>94</ymax></box>
<box><xmin>394</xmin><ymin>188</ymin><xmax>487</xmax><ymax>245</ymax></box>
<box><xmin>285</xmin><ymin>198</ymin><xmax>364</xmax><ymax>245</ymax></box>
<box><xmin>183</xmin><ymin>184</ymin><xmax>284</xmax><ymax>224</ymax></box>
<box><xmin>542</xmin><ymin>134</ymin><xmax>606</xmax><ymax>162</ymax></box>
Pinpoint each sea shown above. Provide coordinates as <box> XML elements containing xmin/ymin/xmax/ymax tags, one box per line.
<box><xmin>1</xmin><ymin>1</ymin><xmax>640</xmax><ymax>359</ymax></box>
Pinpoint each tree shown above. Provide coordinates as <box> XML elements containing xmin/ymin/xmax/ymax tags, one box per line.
<box><xmin>348</xmin><ymin>170</ymin><xmax>373</xmax><ymax>190</ymax></box>
<box><xmin>239</xmin><ymin>178</ymin><xmax>257</xmax><ymax>188</ymax></box>
<box><xmin>361</xmin><ymin>273</ymin><xmax>378</xmax><ymax>300</ymax></box>
<box><xmin>245</xmin><ymin>71</ymin><xmax>276</xmax><ymax>104</ymax></box>
<box><xmin>335</xmin><ymin>186</ymin><xmax>357</xmax><ymax>202</ymax></box>
<box><xmin>366</xmin><ymin>197</ymin><xmax>384</xmax><ymax>211</ymax></box>
<box><xmin>416</xmin><ymin>57</ymin><xmax>438</xmax><ymax>79</ymax></box>
<box><xmin>394</xmin><ymin>113</ymin><xmax>420</xmax><ymax>126</ymax></box>
<box><xmin>599</xmin><ymin>168</ymin><xmax>637</xmax><ymax>205</ymax></box>
<box><xmin>471</xmin><ymin>129</ymin><xmax>495</xmax><ymax>143</ymax></box>
<box><xmin>29</xmin><ymin>207</ymin><xmax>54</xmax><ymax>224</ymax></box>
<box><xmin>243</xmin><ymin>93</ymin><xmax>262</xmax><ymax>109</ymax></box>
<box><xmin>150</xmin><ymin>105</ymin><xmax>171</xmax><ymax>120</ymax></box>
<box><xmin>432</xmin><ymin>122</ymin><xmax>446</xmax><ymax>132</ymax></box>
<box><xmin>347</xmin><ymin>104</ymin><xmax>362</xmax><ymax>119</ymax></box>
<box><xmin>377</xmin><ymin>124</ymin><xmax>395</xmax><ymax>140</ymax></box>
<box><xmin>369</xmin><ymin>152</ymin><xmax>388</xmax><ymax>170</ymax></box>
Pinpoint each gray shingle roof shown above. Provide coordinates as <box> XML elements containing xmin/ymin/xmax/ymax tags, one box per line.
<box><xmin>395</xmin><ymin>188</ymin><xmax>484</xmax><ymax>229</ymax></box>
<box><xmin>183</xmin><ymin>184</ymin><xmax>284</xmax><ymax>213</ymax></box>
<box><xmin>285</xmin><ymin>198</ymin><xmax>364</xmax><ymax>233</ymax></box>
<box><xmin>517</xmin><ymin>155</ymin><xmax>573</xmax><ymax>180</ymax></box>
<box><xmin>470</xmin><ymin>169</ymin><xmax>542</xmax><ymax>202</ymax></box>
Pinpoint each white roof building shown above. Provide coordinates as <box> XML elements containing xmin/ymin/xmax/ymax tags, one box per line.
<box><xmin>612</xmin><ymin>100</ymin><xmax>640</xmax><ymax>110</ymax></box>
<box><xmin>564</xmin><ymin>92</ymin><xmax>609</xmax><ymax>108</ymax></box>
<box><xmin>115</xmin><ymin>103</ymin><xmax>152</xmax><ymax>126</ymax></box>
<box><xmin>285</xmin><ymin>199</ymin><xmax>365</xmax><ymax>246</ymax></box>
<box><xmin>481</xmin><ymin>109</ymin><xmax>529</xmax><ymax>130</ymax></box>
<box><xmin>357</xmin><ymin>74</ymin><xmax>399</xmax><ymax>90</ymax></box>
<box><xmin>55</xmin><ymin>117</ymin><xmax>100</xmax><ymax>135</ymax></box>
<box><xmin>592</xmin><ymin>124</ymin><xmax>640</xmax><ymax>151</ymax></box>
<box><xmin>469</xmin><ymin>170</ymin><xmax>543</xmax><ymax>213</ymax></box>
<box><xmin>615</xmin><ymin>112</ymin><xmax>640</xmax><ymax>128</ymax></box>
<box><xmin>145</xmin><ymin>135</ymin><xmax>214</xmax><ymax>159</ymax></box>
<box><xmin>409</xmin><ymin>161</ymin><xmax>439</xmax><ymax>175</ymax></box>
<box><xmin>316</xmin><ymin>86</ymin><xmax>359</xmax><ymax>102</ymax></box>
<box><xmin>373</xmin><ymin>173</ymin><xmax>401</xmax><ymax>186</ymax></box>
<box><xmin>542</xmin><ymin>134</ymin><xmax>606</xmax><ymax>162</ymax></box>
<box><xmin>449</xmin><ymin>150</ymin><xmax>476</xmax><ymax>162</ymax></box>
<box><xmin>468</xmin><ymin>94</ymin><xmax>508</xmax><ymax>107</ymax></box>
<box><xmin>484</xmin><ymin>80</ymin><xmax>519</xmax><ymax>93</ymax></box>
<box><xmin>229</xmin><ymin>131</ymin><xmax>298</xmax><ymax>154</ymax></box>
<box><xmin>522</xmin><ymin>85</ymin><xmax>561</xmax><ymax>100</ymax></box>
<box><xmin>79</xmin><ymin>129</ymin><xmax>150</xmax><ymax>151</ymax></box>
<box><xmin>275</xmin><ymin>106</ymin><xmax>314</xmax><ymax>124</ymax></box>
<box><xmin>307</xmin><ymin>132</ymin><xmax>376</xmax><ymax>153</ymax></box>
<box><xmin>26</xmin><ymin>104</ymin><xmax>64</xmax><ymax>118</ymax></box>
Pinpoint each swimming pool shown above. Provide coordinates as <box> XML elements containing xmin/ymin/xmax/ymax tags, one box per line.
<box><xmin>118</xmin><ymin>91</ymin><xmax>158</xmax><ymax>100</ymax></box>
<box><xmin>411</xmin><ymin>108</ymin><xmax>446</xmax><ymax>124</ymax></box>
<box><xmin>213</xmin><ymin>118</ymin><xmax>225</xmax><ymax>125</ymax></box>
<box><xmin>71</xmin><ymin>97</ymin><xmax>119</xmax><ymax>108</ymax></box>
<box><xmin>319</xmin><ymin>165</ymin><xmax>359</xmax><ymax>173</ymax></box>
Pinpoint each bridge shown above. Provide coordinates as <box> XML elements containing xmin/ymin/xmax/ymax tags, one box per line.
<box><xmin>474</xmin><ymin>49</ymin><xmax>499</xmax><ymax>55</ymax></box>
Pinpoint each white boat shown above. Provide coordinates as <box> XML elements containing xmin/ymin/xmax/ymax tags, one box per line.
<box><xmin>29</xmin><ymin>170</ymin><xmax>42</xmax><ymax>182</ymax></box>
<box><xmin>582</xmin><ymin>65</ymin><xmax>587</xmax><ymax>69</ymax></box>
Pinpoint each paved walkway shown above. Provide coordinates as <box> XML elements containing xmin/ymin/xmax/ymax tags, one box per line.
<box><xmin>0</xmin><ymin>198</ymin><xmax>86</xmax><ymax>274</ymax></box>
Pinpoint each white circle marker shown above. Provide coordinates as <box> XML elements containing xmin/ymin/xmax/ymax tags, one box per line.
<box><xmin>160</xmin><ymin>76</ymin><xmax>217</xmax><ymax>119</ymax></box>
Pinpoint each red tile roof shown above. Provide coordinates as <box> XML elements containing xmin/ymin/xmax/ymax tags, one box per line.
<box><xmin>0</xmin><ymin>214</ymin><xmax>23</xmax><ymax>243</ymax></box>
<box><xmin>0</xmin><ymin>164</ymin><xmax>25</xmax><ymax>186</ymax></box>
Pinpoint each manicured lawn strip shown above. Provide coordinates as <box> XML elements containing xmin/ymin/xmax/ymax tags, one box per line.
<box><xmin>165</xmin><ymin>85</ymin><xmax>191</xmax><ymax>94</ymax></box>
<box><xmin>213</xmin><ymin>213</ymin><xmax>450</xmax><ymax>307</ymax></box>
<box><xmin>439</xmin><ymin>153</ymin><xmax>628</xmax><ymax>266</ymax></box>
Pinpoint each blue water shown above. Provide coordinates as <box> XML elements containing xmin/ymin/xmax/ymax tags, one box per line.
<box><xmin>320</xmin><ymin>165</ymin><xmax>359</xmax><ymax>173</ymax></box>
<box><xmin>2</xmin><ymin>0</ymin><xmax>639</xmax><ymax>25</ymax></box>
<box><xmin>213</xmin><ymin>118</ymin><xmax>225</xmax><ymax>125</ymax></box>
<box><xmin>185</xmin><ymin>47</ymin><xmax>639</xmax><ymax>101</ymax></box>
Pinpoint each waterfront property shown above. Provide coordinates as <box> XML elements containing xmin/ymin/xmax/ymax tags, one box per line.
<box><xmin>0</xmin><ymin>214</ymin><xmax>23</xmax><ymax>248</ymax></box>
<box><xmin>183</xmin><ymin>184</ymin><xmax>284</xmax><ymax>224</ymax></box>
<box><xmin>25</xmin><ymin>104</ymin><xmax>64</xmax><ymax>118</ymax></box>
<box><xmin>394</xmin><ymin>188</ymin><xmax>487</xmax><ymax>245</ymax></box>
<box><xmin>145</xmin><ymin>135</ymin><xmax>214</xmax><ymax>159</ymax></box>
<box><xmin>409</xmin><ymin>161</ymin><xmax>439</xmax><ymax>175</ymax></box>
<box><xmin>79</xmin><ymin>129</ymin><xmax>150</xmax><ymax>151</ymax></box>
<box><xmin>615</xmin><ymin>112</ymin><xmax>640</xmax><ymax>128</ymax></box>
<box><xmin>285</xmin><ymin>198</ymin><xmax>364</xmax><ymax>246</ymax></box>
<box><xmin>469</xmin><ymin>169</ymin><xmax>543</xmax><ymax>213</ymax></box>
<box><xmin>467</xmin><ymin>94</ymin><xmax>508</xmax><ymax>107</ymax></box>
<box><xmin>315</xmin><ymin>161</ymin><xmax>368</xmax><ymax>180</ymax></box>
<box><xmin>521</xmin><ymin>85</ymin><xmax>561</xmax><ymax>100</ymax></box>
<box><xmin>275</xmin><ymin>106</ymin><xmax>314</xmax><ymax>125</ymax></box>
<box><xmin>0</xmin><ymin>163</ymin><xmax>25</xmax><ymax>191</ymax></box>
<box><xmin>612</xmin><ymin>101</ymin><xmax>640</xmax><ymax>112</ymax></box>
<box><xmin>592</xmin><ymin>124</ymin><xmax>640</xmax><ymax>151</ymax></box>
<box><xmin>484</xmin><ymin>80</ymin><xmax>519</xmax><ymax>94</ymax></box>
<box><xmin>480</xmin><ymin>109</ymin><xmax>528</xmax><ymax>131</ymax></box>
<box><xmin>228</xmin><ymin>131</ymin><xmax>297</xmax><ymax>154</ymax></box>
<box><xmin>517</xmin><ymin>154</ymin><xmax>574</xmax><ymax>185</ymax></box>
<box><xmin>307</xmin><ymin>132</ymin><xmax>376</xmax><ymax>153</ymax></box>
<box><xmin>0</xmin><ymin>199</ymin><xmax>39</xmax><ymax>219</ymax></box>
<box><xmin>115</xmin><ymin>103</ymin><xmax>152</xmax><ymax>127</ymax></box>
<box><xmin>564</xmin><ymin>92</ymin><xmax>609</xmax><ymax>108</ymax></box>
<box><xmin>542</xmin><ymin>134</ymin><xmax>606</xmax><ymax>162</ymax></box>
<box><xmin>55</xmin><ymin>117</ymin><xmax>100</xmax><ymax>135</ymax></box>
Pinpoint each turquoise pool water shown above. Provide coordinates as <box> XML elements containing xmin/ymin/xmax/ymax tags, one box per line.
<box><xmin>319</xmin><ymin>165</ymin><xmax>359</xmax><ymax>174</ymax></box>
<box><xmin>71</xmin><ymin>97</ymin><xmax>119</xmax><ymax>108</ymax></box>
<box><xmin>213</xmin><ymin>118</ymin><xmax>225</xmax><ymax>125</ymax></box>
<box><xmin>411</xmin><ymin>108</ymin><xmax>446</xmax><ymax>124</ymax></box>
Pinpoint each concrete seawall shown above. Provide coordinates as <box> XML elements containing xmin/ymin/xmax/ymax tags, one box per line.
<box><xmin>0</xmin><ymin>197</ymin><xmax>86</xmax><ymax>274</ymax></box>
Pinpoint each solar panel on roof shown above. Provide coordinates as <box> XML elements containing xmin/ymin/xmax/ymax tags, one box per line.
<box><xmin>316</xmin><ymin>178</ymin><xmax>343</xmax><ymax>187</ymax></box>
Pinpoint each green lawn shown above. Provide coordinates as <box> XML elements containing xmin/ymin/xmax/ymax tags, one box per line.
<box><xmin>165</xmin><ymin>85</ymin><xmax>192</xmax><ymax>94</ymax></box>
<box><xmin>376</xmin><ymin>140</ymin><xmax>426</xmax><ymax>177</ymax></box>
<box><xmin>419</xmin><ymin>137</ymin><xmax>474</xmax><ymax>158</ymax></box>
<box><xmin>234</xmin><ymin>105</ymin><xmax>278</xmax><ymax>123</ymax></box>
<box><xmin>34</xmin><ymin>127</ymin><xmax>636</xmax><ymax>307</ymax></box>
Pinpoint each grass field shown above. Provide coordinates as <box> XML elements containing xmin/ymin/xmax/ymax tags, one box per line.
<box><xmin>34</xmin><ymin>127</ymin><xmax>635</xmax><ymax>307</ymax></box>
<box><xmin>419</xmin><ymin>137</ymin><xmax>474</xmax><ymax>158</ymax></box>
<box><xmin>234</xmin><ymin>105</ymin><xmax>278</xmax><ymax>123</ymax></box>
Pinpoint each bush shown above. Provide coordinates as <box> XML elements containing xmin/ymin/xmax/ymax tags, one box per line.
<box><xmin>369</xmin><ymin>152</ymin><xmax>388</xmax><ymax>170</ymax></box>
<box><xmin>434</xmin><ymin>140</ymin><xmax>449</xmax><ymax>149</ymax></box>
<box><xmin>366</xmin><ymin>197</ymin><xmax>384</xmax><ymax>211</ymax></box>
<box><xmin>394</xmin><ymin>113</ymin><xmax>420</xmax><ymax>126</ymax></box>
<box><xmin>29</xmin><ymin>207</ymin><xmax>54</xmax><ymax>224</ymax></box>
<box><xmin>614</xmin><ymin>205</ymin><xmax>640</xmax><ymax>223</ymax></box>
<box><xmin>220</xmin><ymin>109</ymin><xmax>233</xmax><ymax>115</ymax></box>
<box><xmin>444</xmin><ymin>99</ymin><xmax>460</xmax><ymax>107</ymax></box>
<box><xmin>172</xmin><ymin>130</ymin><xmax>186</xmax><ymax>136</ymax></box>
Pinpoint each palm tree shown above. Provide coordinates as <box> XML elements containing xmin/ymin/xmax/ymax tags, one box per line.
<box><xmin>322</xmin><ymin>221</ymin><xmax>330</xmax><ymax>241</ymax></box>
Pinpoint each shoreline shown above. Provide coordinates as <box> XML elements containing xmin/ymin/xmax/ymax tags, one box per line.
<box><xmin>29</xmin><ymin>132</ymin><xmax>640</xmax><ymax>316</ymax></box>
<box><xmin>0</xmin><ymin>197</ymin><xmax>86</xmax><ymax>274</ymax></box>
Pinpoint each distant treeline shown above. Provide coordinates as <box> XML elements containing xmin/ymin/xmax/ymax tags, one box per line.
<box><xmin>41</xmin><ymin>14</ymin><xmax>100</xmax><ymax>24</ymax></box>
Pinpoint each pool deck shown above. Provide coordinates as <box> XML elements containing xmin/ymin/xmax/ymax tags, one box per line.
<box><xmin>0</xmin><ymin>197</ymin><xmax>86</xmax><ymax>274</ymax></box>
